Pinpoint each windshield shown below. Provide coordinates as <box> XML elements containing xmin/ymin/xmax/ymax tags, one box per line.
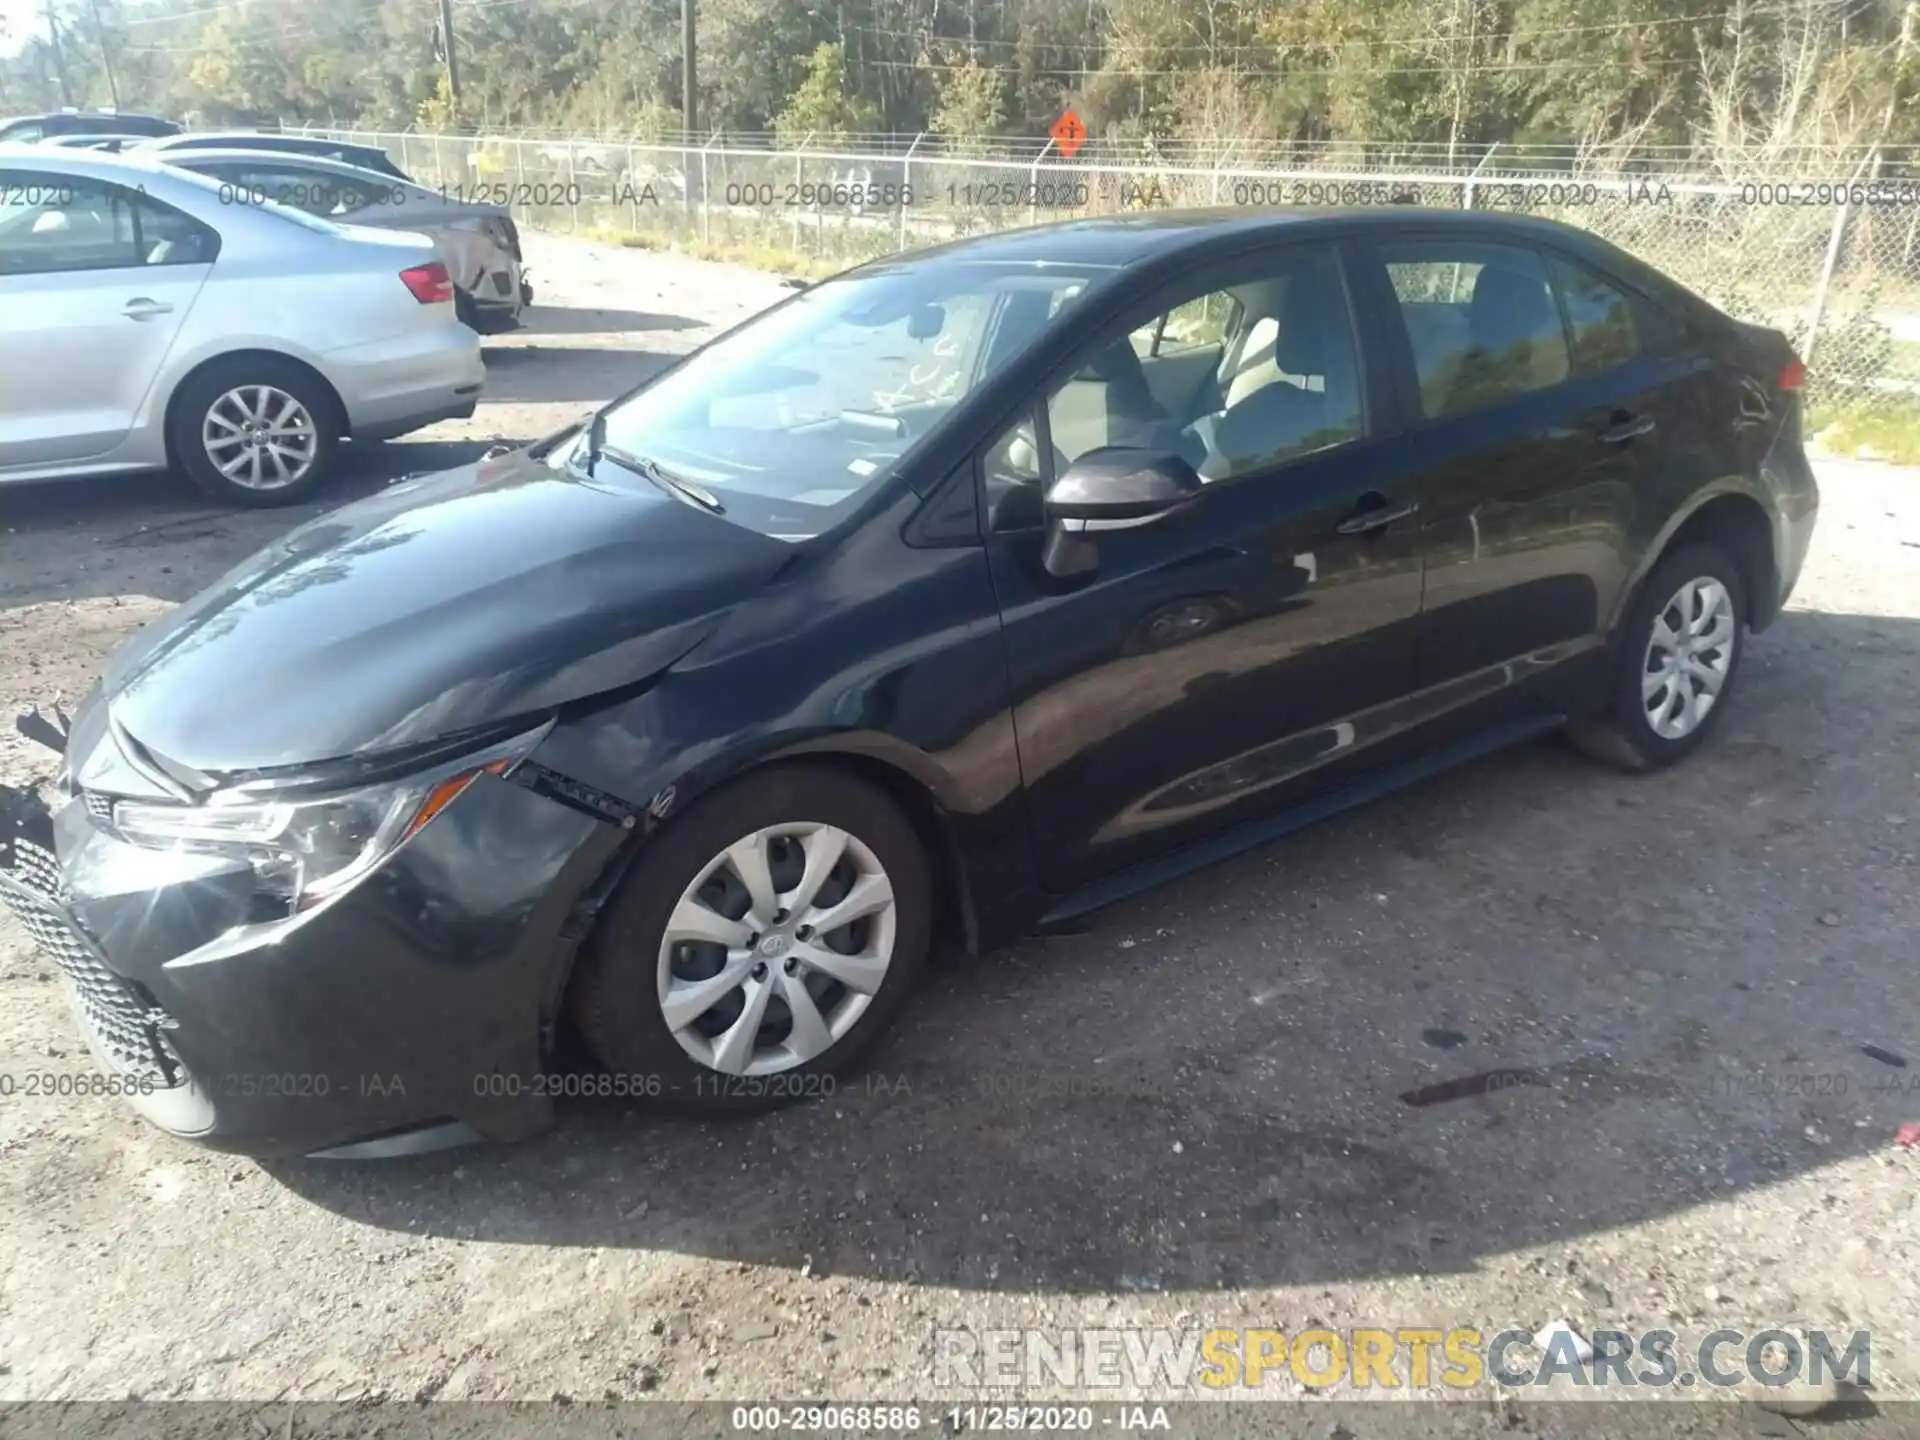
<box><xmin>581</xmin><ymin>259</ymin><xmax>1112</xmax><ymax>538</ymax></box>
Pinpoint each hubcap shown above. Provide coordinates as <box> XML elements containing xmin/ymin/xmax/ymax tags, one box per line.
<box><xmin>657</xmin><ymin>823</ymin><xmax>897</xmax><ymax>1076</ymax></box>
<box><xmin>202</xmin><ymin>385</ymin><xmax>318</xmax><ymax>490</ymax></box>
<box><xmin>1641</xmin><ymin>576</ymin><xmax>1737</xmax><ymax>740</ymax></box>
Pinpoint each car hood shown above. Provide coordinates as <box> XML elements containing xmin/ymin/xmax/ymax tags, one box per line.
<box><xmin>95</xmin><ymin>448</ymin><xmax>795</xmax><ymax>779</ymax></box>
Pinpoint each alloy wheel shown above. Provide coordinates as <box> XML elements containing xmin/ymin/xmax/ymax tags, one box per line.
<box><xmin>1641</xmin><ymin>576</ymin><xmax>1737</xmax><ymax>740</ymax></box>
<box><xmin>656</xmin><ymin>823</ymin><xmax>897</xmax><ymax>1076</ymax></box>
<box><xmin>202</xmin><ymin>385</ymin><xmax>319</xmax><ymax>491</ymax></box>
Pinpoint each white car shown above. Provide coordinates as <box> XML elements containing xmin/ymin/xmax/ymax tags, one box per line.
<box><xmin>0</xmin><ymin>145</ymin><xmax>485</xmax><ymax>506</ymax></box>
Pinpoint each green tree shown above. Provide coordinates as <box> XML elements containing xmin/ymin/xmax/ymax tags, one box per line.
<box><xmin>774</xmin><ymin>42</ymin><xmax>876</xmax><ymax>147</ymax></box>
<box><xmin>931</xmin><ymin>57</ymin><xmax>1009</xmax><ymax>150</ymax></box>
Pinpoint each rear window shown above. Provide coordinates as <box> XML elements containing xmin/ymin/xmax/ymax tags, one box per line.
<box><xmin>145</xmin><ymin>161</ymin><xmax>346</xmax><ymax>235</ymax></box>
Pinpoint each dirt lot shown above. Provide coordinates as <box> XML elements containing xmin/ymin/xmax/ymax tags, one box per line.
<box><xmin>2</xmin><ymin>233</ymin><xmax>1918</xmax><ymax>1433</ymax></box>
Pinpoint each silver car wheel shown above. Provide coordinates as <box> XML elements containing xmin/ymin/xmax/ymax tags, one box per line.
<box><xmin>1641</xmin><ymin>576</ymin><xmax>1737</xmax><ymax>740</ymax></box>
<box><xmin>657</xmin><ymin>823</ymin><xmax>898</xmax><ymax>1076</ymax></box>
<box><xmin>202</xmin><ymin>385</ymin><xmax>319</xmax><ymax>491</ymax></box>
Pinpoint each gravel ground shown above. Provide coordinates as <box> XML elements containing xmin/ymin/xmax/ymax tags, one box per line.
<box><xmin>2</xmin><ymin>233</ymin><xmax>1919</xmax><ymax>1435</ymax></box>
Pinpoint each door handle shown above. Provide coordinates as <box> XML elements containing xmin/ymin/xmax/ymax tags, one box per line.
<box><xmin>122</xmin><ymin>298</ymin><xmax>174</xmax><ymax>321</ymax></box>
<box><xmin>1335</xmin><ymin>498</ymin><xmax>1417</xmax><ymax>536</ymax></box>
<box><xmin>1597</xmin><ymin>413</ymin><xmax>1656</xmax><ymax>444</ymax></box>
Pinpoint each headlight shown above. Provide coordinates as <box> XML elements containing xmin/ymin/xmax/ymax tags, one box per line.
<box><xmin>109</xmin><ymin>727</ymin><xmax>546</xmax><ymax>913</ymax></box>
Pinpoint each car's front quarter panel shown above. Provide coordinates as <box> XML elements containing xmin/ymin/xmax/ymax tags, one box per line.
<box><xmin>531</xmin><ymin>487</ymin><xmax>1039</xmax><ymax>951</ymax></box>
<box><xmin>52</xmin><ymin>768</ymin><xmax>612</xmax><ymax>1156</ymax></box>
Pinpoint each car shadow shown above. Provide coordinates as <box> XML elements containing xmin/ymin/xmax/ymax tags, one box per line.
<box><xmin>478</xmin><ymin>343</ymin><xmax>676</xmax><ymax>406</ymax></box>
<box><xmin>518</xmin><ymin>304</ymin><xmax>703</xmax><ymax>337</ymax></box>
<box><xmin>267</xmin><ymin>607</ymin><xmax>1920</xmax><ymax>1297</ymax></box>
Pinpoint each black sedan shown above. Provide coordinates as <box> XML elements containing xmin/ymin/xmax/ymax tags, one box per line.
<box><xmin>0</xmin><ymin>208</ymin><xmax>1817</xmax><ymax>1157</ymax></box>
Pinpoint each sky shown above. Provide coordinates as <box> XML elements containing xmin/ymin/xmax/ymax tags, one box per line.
<box><xmin>0</xmin><ymin>0</ymin><xmax>37</xmax><ymax>63</ymax></box>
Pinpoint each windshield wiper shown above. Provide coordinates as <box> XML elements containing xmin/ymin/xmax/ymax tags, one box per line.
<box><xmin>584</xmin><ymin>406</ymin><xmax>608</xmax><ymax>473</ymax></box>
<box><xmin>598</xmin><ymin>443</ymin><xmax>725</xmax><ymax>514</ymax></box>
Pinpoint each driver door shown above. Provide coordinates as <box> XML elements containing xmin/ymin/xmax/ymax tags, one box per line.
<box><xmin>981</xmin><ymin>240</ymin><xmax>1429</xmax><ymax>894</ymax></box>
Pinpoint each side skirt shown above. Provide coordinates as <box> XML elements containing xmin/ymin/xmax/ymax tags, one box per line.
<box><xmin>1037</xmin><ymin>713</ymin><xmax>1566</xmax><ymax>930</ymax></box>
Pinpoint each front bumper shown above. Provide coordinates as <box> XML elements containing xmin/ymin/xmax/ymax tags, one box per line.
<box><xmin>0</xmin><ymin>769</ymin><xmax>612</xmax><ymax>1157</ymax></box>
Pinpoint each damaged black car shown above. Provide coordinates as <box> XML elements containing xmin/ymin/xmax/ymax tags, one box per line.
<box><xmin>0</xmin><ymin>210</ymin><xmax>1816</xmax><ymax>1156</ymax></box>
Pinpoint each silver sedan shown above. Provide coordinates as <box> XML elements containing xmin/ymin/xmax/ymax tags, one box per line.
<box><xmin>153</xmin><ymin>149</ymin><xmax>530</xmax><ymax>332</ymax></box>
<box><xmin>0</xmin><ymin>145</ymin><xmax>485</xmax><ymax>506</ymax></box>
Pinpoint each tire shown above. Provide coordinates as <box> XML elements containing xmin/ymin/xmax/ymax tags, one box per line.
<box><xmin>1567</xmin><ymin>542</ymin><xmax>1748</xmax><ymax>771</ymax></box>
<box><xmin>569</xmin><ymin>765</ymin><xmax>933</xmax><ymax>1116</ymax></box>
<box><xmin>169</xmin><ymin>357</ymin><xmax>339</xmax><ymax>507</ymax></box>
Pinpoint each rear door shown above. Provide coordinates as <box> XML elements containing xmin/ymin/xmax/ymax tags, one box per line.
<box><xmin>1361</xmin><ymin>236</ymin><xmax>1712</xmax><ymax>712</ymax></box>
<box><xmin>0</xmin><ymin>171</ymin><xmax>216</xmax><ymax>468</ymax></box>
<box><xmin>1357</xmin><ymin>238</ymin><xmax>1623</xmax><ymax>707</ymax></box>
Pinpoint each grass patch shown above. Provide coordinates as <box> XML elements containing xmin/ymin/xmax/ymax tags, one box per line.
<box><xmin>1806</xmin><ymin>397</ymin><xmax>1920</xmax><ymax>464</ymax></box>
<box><xmin>582</xmin><ymin>227</ymin><xmax>845</xmax><ymax>279</ymax></box>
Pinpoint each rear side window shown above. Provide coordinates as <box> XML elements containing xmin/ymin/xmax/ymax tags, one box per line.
<box><xmin>1549</xmin><ymin>255</ymin><xmax>1639</xmax><ymax>373</ymax></box>
<box><xmin>1380</xmin><ymin>242</ymin><xmax>1570</xmax><ymax>420</ymax></box>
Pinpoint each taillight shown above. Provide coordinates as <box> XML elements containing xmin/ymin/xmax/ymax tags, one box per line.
<box><xmin>399</xmin><ymin>261</ymin><xmax>453</xmax><ymax>304</ymax></box>
<box><xmin>1779</xmin><ymin>359</ymin><xmax>1806</xmax><ymax>392</ymax></box>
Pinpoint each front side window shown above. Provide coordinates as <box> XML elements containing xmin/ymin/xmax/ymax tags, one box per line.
<box><xmin>985</xmin><ymin>244</ymin><xmax>1364</xmax><ymax>530</ymax></box>
<box><xmin>587</xmin><ymin>260</ymin><xmax>1109</xmax><ymax>539</ymax></box>
<box><xmin>1381</xmin><ymin>242</ymin><xmax>1570</xmax><ymax>420</ymax></box>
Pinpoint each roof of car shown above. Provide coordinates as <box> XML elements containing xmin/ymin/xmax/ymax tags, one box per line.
<box><xmin>890</xmin><ymin>205</ymin><xmax>1615</xmax><ymax>269</ymax></box>
<box><xmin>0</xmin><ymin>143</ymin><xmax>232</xmax><ymax>199</ymax></box>
<box><xmin>152</xmin><ymin>147</ymin><xmax>409</xmax><ymax>180</ymax></box>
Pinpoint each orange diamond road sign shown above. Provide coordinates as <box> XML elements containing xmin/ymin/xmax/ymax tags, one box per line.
<box><xmin>1051</xmin><ymin>111</ymin><xmax>1087</xmax><ymax>159</ymax></box>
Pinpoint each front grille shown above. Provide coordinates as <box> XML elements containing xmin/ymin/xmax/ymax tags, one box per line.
<box><xmin>1</xmin><ymin>789</ymin><xmax>183</xmax><ymax>1086</ymax></box>
<box><xmin>491</xmin><ymin>271</ymin><xmax>513</xmax><ymax>296</ymax></box>
<box><xmin>83</xmin><ymin>789</ymin><xmax>114</xmax><ymax>825</ymax></box>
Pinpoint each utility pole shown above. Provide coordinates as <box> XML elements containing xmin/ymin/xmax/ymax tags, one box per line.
<box><xmin>437</xmin><ymin>0</ymin><xmax>461</xmax><ymax>118</ymax></box>
<box><xmin>681</xmin><ymin>0</ymin><xmax>697</xmax><ymax>138</ymax></box>
<box><xmin>87</xmin><ymin>0</ymin><xmax>120</xmax><ymax>108</ymax></box>
<box><xmin>44</xmin><ymin>2</ymin><xmax>73</xmax><ymax>108</ymax></box>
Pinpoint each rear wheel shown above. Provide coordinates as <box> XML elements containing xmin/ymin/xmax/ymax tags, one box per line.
<box><xmin>569</xmin><ymin>766</ymin><xmax>932</xmax><ymax>1115</ymax></box>
<box><xmin>1568</xmin><ymin>543</ymin><xmax>1747</xmax><ymax>771</ymax></box>
<box><xmin>169</xmin><ymin>357</ymin><xmax>339</xmax><ymax>507</ymax></box>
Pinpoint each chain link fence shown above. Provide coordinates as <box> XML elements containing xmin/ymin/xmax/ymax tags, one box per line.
<box><xmin>304</xmin><ymin>127</ymin><xmax>1920</xmax><ymax>415</ymax></box>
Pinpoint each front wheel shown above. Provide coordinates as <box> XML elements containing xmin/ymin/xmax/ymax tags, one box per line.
<box><xmin>569</xmin><ymin>766</ymin><xmax>932</xmax><ymax>1115</ymax></box>
<box><xmin>1568</xmin><ymin>543</ymin><xmax>1748</xmax><ymax>771</ymax></box>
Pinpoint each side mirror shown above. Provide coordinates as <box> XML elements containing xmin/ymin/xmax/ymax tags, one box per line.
<box><xmin>1046</xmin><ymin>447</ymin><xmax>1202</xmax><ymax>532</ymax></box>
<box><xmin>1041</xmin><ymin>447</ymin><xmax>1203</xmax><ymax>578</ymax></box>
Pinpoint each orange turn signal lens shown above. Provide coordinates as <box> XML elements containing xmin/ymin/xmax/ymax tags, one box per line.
<box><xmin>400</xmin><ymin>758</ymin><xmax>515</xmax><ymax>843</ymax></box>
